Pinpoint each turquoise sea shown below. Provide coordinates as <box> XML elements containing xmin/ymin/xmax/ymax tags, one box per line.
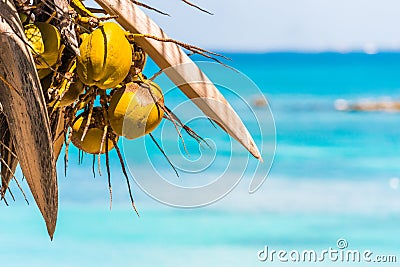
<box><xmin>1</xmin><ymin>53</ymin><xmax>400</xmax><ymax>266</ymax></box>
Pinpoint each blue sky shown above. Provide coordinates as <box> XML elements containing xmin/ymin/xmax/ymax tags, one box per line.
<box><xmin>89</xmin><ymin>0</ymin><xmax>400</xmax><ymax>52</ymax></box>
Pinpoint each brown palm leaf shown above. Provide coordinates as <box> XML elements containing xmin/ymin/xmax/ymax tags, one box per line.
<box><xmin>0</xmin><ymin>112</ymin><xmax>18</xmax><ymax>199</ymax></box>
<box><xmin>0</xmin><ymin>0</ymin><xmax>58</xmax><ymax>239</ymax></box>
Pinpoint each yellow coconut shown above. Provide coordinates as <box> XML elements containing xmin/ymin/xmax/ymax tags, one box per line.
<box><xmin>71</xmin><ymin>108</ymin><xmax>116</xmax><ymax>154</ymax></box>
<box><xmin>56</xmin><ymin>78</ymin><xmax>85</xmax><ymax>107</ymax></box>
<box><xmin>108</xmin><ymin>80</ymin><xmax>164</xmax><ymax>140</ymax></box>
<box><xmin>18</xmin><ymin>12</ymin><xmax>30</xmax><ymax>24</ymax></box>
<box><xmin>24</xmin><ymin>22</ymin><xmax>61</xmax><ymax>69</ymax></box>
<box><xmin>37</xmin><ymin>68</ymin><xmax>53</xmax><ymax>79</ymax></box>
<box><xmin>79</xmin><ymin>32</ymin><xmax>89</xmax><ymax>42</ymax></box>
<box><xmin>76</xmin><ymin>22</ymin><xmax>132</xmax><ymax>89</ymax></box>
<box><xmin>24</xmin><ymin>24</ymin><xmax>43</xmax><ymax>55</ymax></box>
<box><xmin>56</xmin><ymin>61</ymin><xmax>84</xmax><ymax>107</ymax></box>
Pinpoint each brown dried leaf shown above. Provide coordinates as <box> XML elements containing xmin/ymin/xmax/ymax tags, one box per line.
<box><xmin>0</xmin><ymin>0</ymin><xmax>58</xmax><ymax>239</ymax></box>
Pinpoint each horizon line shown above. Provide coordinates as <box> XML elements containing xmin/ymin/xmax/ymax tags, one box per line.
<box><xmin>202</xmin><ymin>49</ymin><xmax>400</xmax><ymax>55</ymax></box>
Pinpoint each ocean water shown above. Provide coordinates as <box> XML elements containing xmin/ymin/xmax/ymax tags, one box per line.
<box><xmin>1</xmin><ymin>53</ymin><xmax>400</xmax><ymax>266</ymax></box>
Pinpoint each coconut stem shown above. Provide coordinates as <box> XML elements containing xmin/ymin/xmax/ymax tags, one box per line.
<box><xmin>181</xmin><ymin>0</ymin><xmax>213</xmax><ymax>15</ymax></box>
<box><xmin>148</xmin><ymin>133</ymin><xmax>179</xmax><ymax>177</ymax></box>
<box><xmin>80</xmin><ymin>98</ymin><xmax>94</xmax><ymax>141</ymax></box>
<box><xmin>130</xmin><ymin>34</ymin><xmax>231</xmax><ymax>67</ymax></box>
<box><xmin>64</xmin><ymin>129</ymin><xmax>72</xmax><ymax>176</ymax></box>
<box><xmin>111</xmin><ymin>138</ymin><xmax>139</xmax><ymax>217</ymax></box>
<box><xmin>92</xmin><ymin>154</ymin><xmax>96</xmax><ymax>178</ymax></box>
<box><xmin>130</xmin><ymin>0</ymin><xmax>170</xmax><ymax>16</ymax></box>
<box><xmin>0</xmin><ymin>157</ymin><xmax>29</xmax><ymax>204</ymax></box>
<box><xmin>105</xmin><ymin>135</ymin><xmax>112</xmax><ymax>210</ymax></box>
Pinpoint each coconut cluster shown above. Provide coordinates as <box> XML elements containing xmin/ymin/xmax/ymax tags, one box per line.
<box><xmin>23</xmin><ymin>17</ymin><xmax>164</xmax><ymax>155</ymax></box>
